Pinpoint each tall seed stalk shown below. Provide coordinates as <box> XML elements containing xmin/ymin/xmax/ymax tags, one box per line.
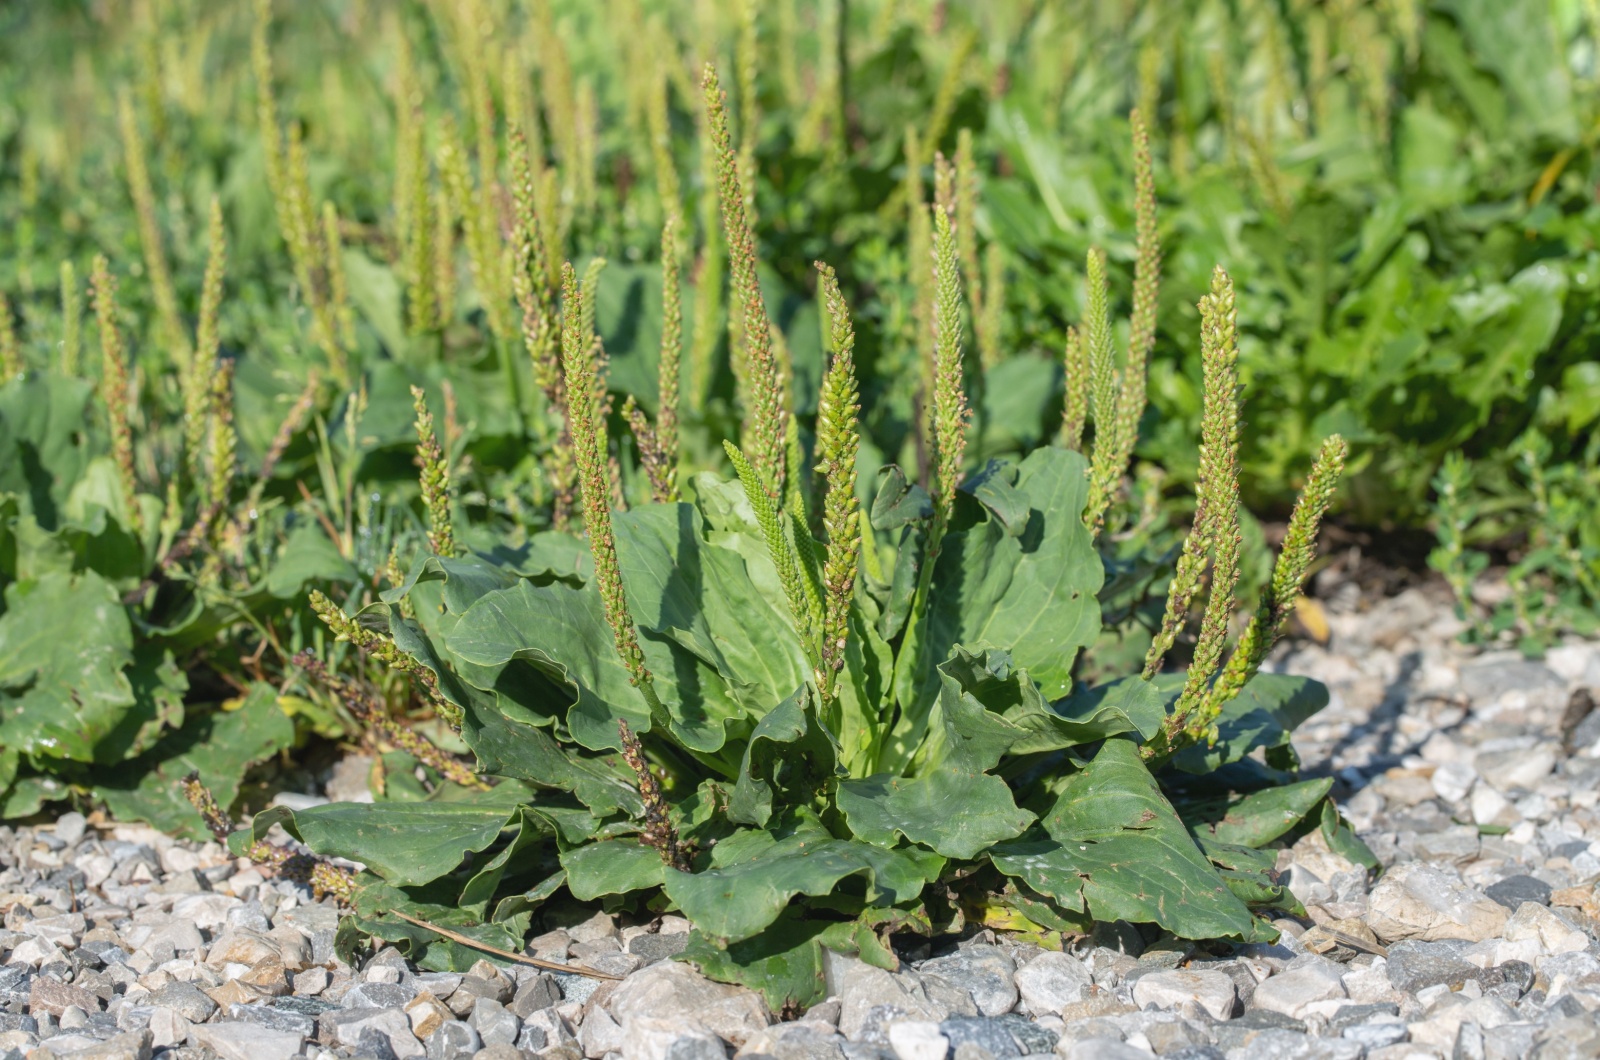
<box><xmin>814</xmin><ymin>262</ymin><xmax>862</xmax><ymax>706</ymax></box>
<box><xmin>704</xmin><ymin>64</ymin><xmax>786</xmax><ymax>499</ymax></box>
<box><xmin>90</xmin><ymin>257</ymin><xmax>142</xmax><ymax>534</ymax></box>
<box><xmin>116</xmin><ymin>88</ymin><xmax>184</xmax><ymax>357</ymax></box>
<box><xmin>560</xmin><ymin>263</ymin><xmax>671</xmax><ymax>733</ymax></box>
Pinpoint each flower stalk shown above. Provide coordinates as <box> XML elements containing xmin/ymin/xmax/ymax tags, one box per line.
<box><xmin>814</xmin><ymin>262</ymin><xmax>862</xmax><ymax>704</ymax></box>
<box><xmin>561</xmin><ymin>263</ymin><xmax>672</xmax><ymax>734</ymax></box>
<box><xmin>704</xmin><ymin>64</ymin><xmax>786</xmax><ymax>499</ymax></box>
<box><xmin>1200</xmin><ymin>436</ymin><xmax>1347</xmax><ymax>723</ymax></box>
<box><xmin>90</xmin><ymin>256</ymin><xmax>142</xmax><ymax>535</ymax></box>
<box><xmin>411</xmin><ymin>385</ymin><xmax>458</xmax><ymax>558</ymax></box>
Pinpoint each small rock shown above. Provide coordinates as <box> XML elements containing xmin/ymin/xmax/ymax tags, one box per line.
<box><xmin>408</xmin><ymin>991</ymin><xmax>456</xmax><ymax>1040</ymax></box>
<box><xmin>191</xmin><ymin>1022</ymin><xmax>304</xmax><ymax>1060</ymax></box>
<box><xmin>1485</xmin><ymin>875</ymin><xmax>1553</xmax><ymax>911</ymax></box>
<box><xmin>1364</xmin><ymin>862</ymin><xmax>1509</xmax><ymax>943</ymax></box>
<box><xmin>1502</xmin><ymin>902</ymin><xmax>1591</xmax><ymax>956</ymax></box>
<box><xmin>325</xmin><ymin>1006</ymin><xmax>426</xmax><ymax>1059</ymax></box>
<box><xmin>624</xmin><ymin>1017</ymin><xmax>729</xmax><ymax>1060</ymax></box>
<box><xmin>230</xmin><ymin>1002</ymin><xmax>316</xmax><ymax>1038</ymax></box>
<box><xmin>1384</xmin><ymin>943</ymin><xmax>1496</xmax><ymax>993</ymax></box>
<box><xmin>425</xmin><ymin>1021</ymin><xmax>481</xmax><ymax>1060</ymax></box>
<box><xmin>448</xmin><ymin>973</ymin><xmax>513</xmax><ymax>1016</ymax></box>
<box><xmin>29</xmin><ymin>978</ymin><xmax>101</xmax><ymax>1017</ymax></box>
<box><xmin>511</xmin><ymin>974</ymin><xmax>562</xmax><ymax>1019</ymax></box>
<box><xmin>146</xmin><ymin>982</ymin><xmax>216</xmax><ymax>1024</ymax></box>
<box><xmin>1412</xmin><ymin>825</ymin><xmax>1481</xmax><ymax>864</ymax></box>
<box><xmin>1475</xmin><ymin>745</ymin><xmax>1557</xmax><ymax>793</ymax></box>
<box><xmin>205</xmin><ymin>930</ymin><xmax>280</xmax><ymax>968</ymax></box>
<box><xmin>1341</xmin><ymin>1019</ymin><xmax>1408</xmax><ymax>1051</ymax></box>
<box><xmin>940</xmin><ymin>1016</ymin><xmax>1026</xmax><ymax>1058</ymax></box>
<box><xmin>579</xmin><ymin>1004</ymin><xmax>625</xmax><ymax>1059</ymax></box>
<box><xmin>609</xmin><ymin>960</ymin><xmax>772</xmax><ymax>1047</ymax></box>
<box><xmin>887</xmin><ymin>1021</ymin><xmax>949</xmax><ymax>1060</ymax></box>
<box><xmin>469</xmin><ymin>998</ymin><xmax>520</xmax><ymax>1047</ymax></box>
<box><xmin>521</xmin><ymin>1007</ymin><xmax>579</xmax><ymax>1057</ymax></box>
<box><xmin>1430</xmin><ymin>762</ymin><xmax>1476</xmax><ymax>803</ymax></box>
<box><xmin>1055</xmin><ymin>1039</ymin><xmax>1151</xmax><ymax>1060</ymax></box>
<box><xmin>567</xmin><ymin>912</ymin><xmax>619</xmax><ymax>945</ymax></box>
<box><xmin>628</xmin><ymin>934</ymin><xmax>689</xmax><ymax>966</ymax></box>
<box><xmin>1130</xmin><ymin>969</ymin><xmax>1236</xmax><ymax>1020</ymax></box>
<box><xmin>1057</xmin><ymin>995</ymin><xmax>1135</xmax><ymax>1024</ymax></box>
<box><xmin>52</xmin><ymin>813</ymin><xmax>89</xmax><ymax>846</ymax></box>
<box><xmin>1012</xmin><ymin>954</ymin><xmax>1091</xmax><ymax>1018</ymax></box>
<box><xmin>294</xmin><ymin>966</ymin><xmax>331</xmax><ymax>996</ymax></box>
<box><xmin>1249</xmin><ymin>964</ymin><xmax>1346</xmax><ymax>1019</ymax></box>
<box><xmin>1225</xmin><ymin>1028</ymin><xmax>1362</xmax><ymax>1060</ymax></box>
<box><xmin>348</xmin><ymin>980</ymin><xmax>420</xmax><ymax>1010</ymax></box>
<box><xmin>919</xmin><ymin>947</ymin><xmax>1018</xmax><ymax>1018</ymax></box>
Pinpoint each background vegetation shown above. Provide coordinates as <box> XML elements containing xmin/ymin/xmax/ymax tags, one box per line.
<box><xmin>0</xmin><ymin>0</ymin><xmax>1595</xmax><ymax>944</ymax></box>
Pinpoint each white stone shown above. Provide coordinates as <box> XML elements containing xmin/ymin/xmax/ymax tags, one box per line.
<box><xmin>147</xmin><ymin>1008</ymin><xmax>191</xmax><ymax>1049</ymax></box>
<box><xmin>1503</xmin><ymin>902</ymin><xmax>1591</xmax><ymax>956</ymax></box>
<box><xmin>1013</xmin><ymin>952</ymin><xmax>1091</xmax><ymax>1016</ymax></box>
<box><xmin>580</xmin><ymin>1005</ymin><xmax>626</xmax><ymax>1059</ymax></box>
<box><xmin>53</xmin><ymin>812</ymin><xmax>88</xmax><ymax>845</ymax></box>
<box><xmin>168</xmin><ymin>893</ymin><xmax>243</xmax><ymax>931</ymax></box>
<box><xmin>607</xmin><ymin>960</ymin><xmax>772</xmax><ymax>1047</ymax></box>
<box><xmin>567</xmin><ymin>911</ymin><xmax>619</xmax><ymax>944</ymax></box>
<box><xmin>1249</xmin><ymin>963</ymin><xmax>1346</xmax><ymax>1019</ymax></box>
<box><xmin>1475</xmin><ymin>745</ymin><xmax>1557</xmax><ymax>793</ymax></box>
<box><xmin>1364</xmin><ymin>862</ymin><xmax>1509</xmax><ymax>943</ymax></box>
<box><xmin>887</xmin><ymin>1020</ymin><xmax>950</xmax><ymax>1060</ymax></box>
<box><xmin>1431</xmin><ymin>761</ymin><xmax>1477</xmax><ymax>804</ymax></box>
<box><xmin>1130</xmin><ymin>969</ymin><xmax>1236</xmax><ymax>1021</ymax></box>
<box><xmin>1057</xmin><ymin>1038</ymin><xmax>1156</xmax><ymax>1060</ymax></box>
<box><xmin>1546</xmin><ymin>643</ymin><xmax>1600</xmax><ymax>685</ymax></box>
<box><xmin>623</xmin><ymin>1017</ymin><xmax>729</xmax><ymax>1060</ymax></box>
<box><xmin>9</xmin><ymin>936</ymin><xmax>64</xmax><ymax>967</ymax></box>
<box><xmin>192</xmin><ymin>1022</ymin><xmax>305</xmax><ymax>1060</ymax></box>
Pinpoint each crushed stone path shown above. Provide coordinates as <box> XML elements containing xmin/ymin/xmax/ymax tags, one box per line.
<box><xmin>3</xmin><ymin>584</ymin><xmax>1600</xmax><ymax>1060</ymax></box>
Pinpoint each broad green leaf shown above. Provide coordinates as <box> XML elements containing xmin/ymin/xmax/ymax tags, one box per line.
<box><xmin>1320</xmin><ymin>798</ymin><xmax>1379</xmax><ymax>869</ymax></box>
<box><xmin>247</xmin><ymin>799</ymin><xmax>521</xmax><ymax>886</ymax></box>
<box><xmin>663</xmin><ymin>821</ymin><xmax>944</xmax><ymax>943</ymax></box>
<box><xmin>95</xmin><ymin>645</ymin><xmax>188</xmax><ymax>764</ymax></box>
<box><xmin>343</xmin><ymin>879</ymin><xmax>534</xmax><ymax>973</ymax></box>
<box><xmin>0</xmin><ymin>375</ymin><xmax>100</xmax><ymax>527</ymax></box>
<box><xmin>1169</xmin><ymin>674</ymin><xmax>1329</xmax><ymax>774</ymax></box>
<box><xmin>1047</xmin><ymin>676</ymin><xmax>1167</xmax><ymax>745</ymax></box>
<box><xmin>96</xmin><ymin>684</ymin><xmax>292</xmax><ymax>840</ymax></box>
<box><xmin>1038</xmin><ymin>738</ymin><xmax>1262</xmax><ymax>940</ymax></box>
<box><xmin>679</xmin><ymin>906</ymin><xmax>913</xmax><ymax>1011</ymax></box>
<box><xmin>963</xmin><ymin>459</ymin><xmax>1029</xmax><ymax>536</ymax></box>
<box><xmin>680</xmin><ymin>917</ymin><xmax>833</xmax><ymax>1012</ymax></box>
<box><xmin>561</xmin><ymin>839</ymin><xmax>667</xmax><ymax>900</ymax></box>
<box><xmin>892</xmin><ymin>448</ymin><xmax>1100</xmax><ymax>763</ymax></box>
<box><xmin>1179</xmin><ymin>778</ymin><xmax>1334</xmax><ymax>849</ymax></box>
<box><xmin>870</xmin><ymin>465</ymin><xmax>933</xmax><ymax>530</ymax></box>
<box><xmin>840</xmin><ymin>648</ymin><xmax>1038</xmax><ymax>858</ymax></box>
<box><xmin>835</xmin><ymin>597</ymin><xmax>895</xmax><ymax>777</ymax></box>
<box><xmin>460</xmin><ymin>808</ymin><xmax>561</xmax><ymax>917</ymax></box>
<box><xmin>457</xmin><ymin>696</ymin><xmax>642</xmax><ymax>816</ymax></box>
<box><xmin>0</xmin><ymin>570</ymin><xmax>135</xmax><ymax>762</ymax></box>
<box><xmin>263</xmin><ymin>524</ymin><xmax>360</xmax><ymax>599</ymax></box>
<box><xmin>728</xmin><ymin>687</ymin><xmax>841</xmax><ymax>827</ymax></box>
<box><xmin>446</xmin><ymin>578</ymin><xmax>743</xmax><ymax>757</ymax></box>
<box><xmin>615</xmin><ymin>500</ymin><xmax>808</xmax><ymax>715</ymax></box>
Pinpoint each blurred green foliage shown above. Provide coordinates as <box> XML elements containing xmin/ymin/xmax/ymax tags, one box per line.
<box><xmin>2</xmin><ymin>0</ymin><xmax>1599</xmax><ymax>821</ymax></box>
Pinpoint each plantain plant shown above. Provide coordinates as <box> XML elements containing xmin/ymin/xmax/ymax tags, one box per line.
<box><xmin>227</xmin><ymin>75</ymin><xmax>1369</xmax><ymax>1010</ymax></box>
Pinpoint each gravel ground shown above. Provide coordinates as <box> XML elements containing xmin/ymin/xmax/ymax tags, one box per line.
<box><xmin>4</xmin><ymin>583</ymin><xmax>1600</xmax><ymax>1060</ymax></box>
